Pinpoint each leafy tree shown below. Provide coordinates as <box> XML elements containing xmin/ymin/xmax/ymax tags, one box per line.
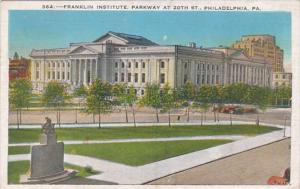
<box><xmin>197</xmin><ymin>85</ymin><xmax>213</xmax><ymax>123</ymax></box>
<box><xmin>42</xmin><ymin>81</ymin><xmax>70</xmax><ymax>127</ymax></box>
<box><xmin>140</xmin><ymin>83</ymin><xmax>161</xmax><ymax>123</ymax></box>
<box><xmin>249</xmin><ymin>86</ymin><xmax>272</xmax><ymax>126</ymax></box>
<box><xmin>9</xmin><ymin>78</ymin><xmax>32</xmax><ymax>129</ymax></box>
<box><xmin>180</xmin><ymin>81</ymin><xmax>197</xmax><ymax>122</ymax></box>
<box><xmin>73</xmin><ymin>84</ymin><xmax>88</xmax><ymax>123</ymax></box>
<box><xmin>86</xmin><ymin>79</ymin><xmax>112</xmax><ymax>128</ymax></box>
<box><xmin>273</xmin><ymin>86</ymin><xmax>292</xmax><ymax>106</ymax></box>
<box><xmin>161</xmin><ymin>83</ymin><xmax>174</xmax><ymax>127</ymax></box>
<box><xmin>127</xmin><ymin>86</ymin><xmax>138</xmax><ymax>127</ymax></box>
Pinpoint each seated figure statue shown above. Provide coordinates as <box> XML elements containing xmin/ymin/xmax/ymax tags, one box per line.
<box><xmin>42</xmin><ymin>117</ymin><xmax>55</xmax><ymax>135</ymax></box>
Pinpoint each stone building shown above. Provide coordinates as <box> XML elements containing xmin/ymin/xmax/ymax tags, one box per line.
<box><xmin>232</xmin><ymin>34</ymin><xmax>284</xmax><ymax>72</ymax></box>
<box><xmin>272</xmin><ymin>72</ymin><xmax>292</xmax><ymax>88</ymax></box>
<box><xmin>30</xmin><ymin>31</ymin><xmax>273</xmax><ymax>94</ymax></box>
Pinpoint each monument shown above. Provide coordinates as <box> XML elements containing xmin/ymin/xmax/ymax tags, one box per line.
<box><xmin>20</xmin><ymin>117</ymin><xmax>75</xmax><ymax>184</ymax></box>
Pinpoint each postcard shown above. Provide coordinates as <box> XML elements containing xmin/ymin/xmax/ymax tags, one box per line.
<box><xmin>0</xmin><ymin>0</ymin><xmax>299</xmax><ymax>189</ymax></box>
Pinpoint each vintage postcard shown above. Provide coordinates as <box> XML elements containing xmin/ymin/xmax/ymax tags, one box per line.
<box><xmin>0</xmin><ymin>0</ymin><xmax>299</xmax><ymax>189</ymax></box>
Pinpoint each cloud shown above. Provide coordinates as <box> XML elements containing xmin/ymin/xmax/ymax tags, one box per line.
<box><xmin>163</xmin><ymin>35</ymin><xmax>168</xmax><ymax>41</ymax></box>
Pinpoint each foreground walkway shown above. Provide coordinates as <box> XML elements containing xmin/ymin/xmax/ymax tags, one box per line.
<box><xmin>9</xmin><ymin>135</ymin><xmax>248</xmax><ymax>147</ymax></box>
<box><xmin>8</xmin><ymin>126</ymin><xmax>290</xmax><ymax>184</ymax></box>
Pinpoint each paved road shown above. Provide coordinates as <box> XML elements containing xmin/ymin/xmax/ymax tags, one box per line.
<box><xmin>149</xmin><ymin>138</ymin><xmax>291</xmax><ymax>185</ymax></box>
<box><xmin>9</xmin><ymin>107</ymin><xmax>291</xmax><ymax>126</ymax></box>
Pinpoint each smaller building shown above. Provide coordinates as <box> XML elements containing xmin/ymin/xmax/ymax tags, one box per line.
<box><xmin>9</xmin><ymin>57</ymin><xmax>31</xmax><ymax>81</ymax></box>
<box><xmin>272</xmin><ymin>72</ymin><xmax>292</xmax><ymax>88</ymax></box>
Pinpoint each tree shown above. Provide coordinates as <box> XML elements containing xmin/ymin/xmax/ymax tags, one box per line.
<box><xmin>86</xmin><ymin>79</ymin><xmax>112</xmax><ymax>128</ymax></box>
<box><xmin>73</xmin><ymin>84</ymin><xmax>88</xmax><ymax>124</ymax></box>
<box><xmin>180</xmin><ymin>81</ymin><xmax>197</xmax><ymax>122</ymax></box>
<box><xmin>9</xmin><ymin>78</ymin><xmax>32</xmax><ymax>129</ymax></box>
<box><xmin>140</xmin><ymin>83</ymin><xmax>162</xmax><ymax>123</ymax></box>
<box><xmin>197</xmin><ymin>85</ymin><xmax>212</xmax><ymax>124</ymax></box>
<box><xmin>161</xmin><ymin>83</ymin><xmax>174</xmax><ymax>127</ymax></box>
<box><xmin>42</xmin><ymin>81</ymin><xmax>70</xmax><ymax>127</ymax></box>
<box><xmin>112</xmin><ymin>83</ymin><xmax>129</xmax><ymax>123</ymax></box>
<box><xmin>249</xmin><ymin>86</ymin><xmax>272</xmax><ymax>126</ymax></box>
<box><xmin>127</xmin><ymin>86</ymin><xmax>138</xmax><ymax>127</ymax></box>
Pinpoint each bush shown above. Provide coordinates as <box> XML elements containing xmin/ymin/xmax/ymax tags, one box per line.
<box><xmin>84</xmin><ymin>165</ymin><xmax>93</xmax><ymax>173</ymax></box>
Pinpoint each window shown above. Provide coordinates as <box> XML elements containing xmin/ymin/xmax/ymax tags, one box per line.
<box><xmin>62</xmin><ymin>72</ymin><xmax>65</xmax><ymax>80</ymax></box>
<box><xmin>52</xmin><ymin>62</ymin><xmax>55</xmax><ymax>67</ymax></box>
<box><xmin>122</xmin><ymin>62</ymin><xmax>125</xmax><ymax>68</ymax></box>
<box><xmin>207</xmin><ymin>75</ymin><xmax>210</xmax><ymax>84</ymax></box>
<box><xmin>115</xmin><ymin>73</ymin><xmax>118</xmax><ymax>82</ymax></box>
<box><xmin>52</xmin><ymin>71</ymin><xmax>55</xmax><ymax>79</ymax></box>
<box><xmin>212</xmin><ymin>65</ymin><xmax>214</xmax><ymax>71</ymax></box>
<box><xmin>68</xmin><ymin>62</ymin><xmax>70</xmax><ymax>67</ymax></box>
<box><xmin>197</xmin><ymin>64</ymin><xmax>200</xmax><ymax>70</ymax></box>
<box><xmin>275</xmin><ymin>82</ymin><xmax>278</xmax><ymax>86</ymax></box>
<box><xmin>62</xmin><ymin>63</ymin><xmax>65</xmax><ymax>67</ymax></box>
<box><xmin>135</xmin><ymin>62</ymin><xmax>139</xmax><ymax>68</ymax></box>
<box><xmin>128</xmin><ymin>73</ymin><xmax>131</xmax><ymax>82</ymax></box>
<box><xmin>115</xmin><ymin>62</ymin><xmax>118</xmax><ymax>68</ymax></box>
<box><xmin>135</xmin><ymin>73</ymin><xmax>138</xmax><ymax>82</ymax></box>
<box><xmin>36</xmin><ymin>62</ymin><xmax>39</xmax><ymax>68</ymax></box>
<box><xmin>160</xmin><ymin>62</ymin><xmax>165</xmax><ymax>68</ymax></box>
<box><xmin>57</xmin><ymin>63</ymin><xmax>60</xmax><ymax>67</ymax></box>
<box><xmin>184</xmin><ymin>63</ymin><xmax>188</xmax><ymax>69</ymax></box>
<box><xmin>142</xmin><ymin>62</ymin><xmax>146</xmax><ymax>68</ymax></box>
<box><xmin>57</xmin><ymin>72</ymin><xmax>60</xmax><ymax>79</ymax></box>
<box><xmin>128</xmin><ymin>62</ymin><xmax>131</xmax><ymax>68</ymax></box>
<box><xmin>282</xmin><ymin>75</ymin><xmax>286</xmax><ymax>79</ymax></box>
<box><xmin>216</xmin><ymin>75</ymin><xmax>219</xmax><ymax>84</ymax></box>
<box><xmin>36</xmin><ymin>71</ymin><xmax>39</xmax><ymax>79</ymax></box>
<box><xmin>67</xmin><ymin>72</ymin><xmax>70</xmax><ymax>80</ymax></box>
<box><xmin>160</xmin><ymin>73</ymin><xmax>165</xmax><ymax>84</ymax></box>
<box><xmin>207</xmin><ymin>64</ymin><xmax>210</xmax><ymax>70</ymax></box>
<box><xmin>183</xmin><ymin>74</ymin><xmax>187</xmax><ymax>83</ymax></box>
<box><xmin>48</xmin><ymin>72</ymin><xmax>50</xmax><ymax>79</ymax></box>
<box><xmin>142</xmin><ymin>73</ymin><xmax>146</xmax><ymax>83</ymax></box>
<box><xmin>141</xmin><ymin>89</ymin><xmax>145</xmax><ymax>95</ymax></box>
<box><xmin>275</xmin><ymin>74</ymin><xmax>278</xmax><ymax>79</ymax></box>
<box><xmin>202</xmin><ymin>75</ymin><xmax>205</xmax><ymax>84</ymax></box>
<box><xmin>197</xmin><ymin>74</ymin><xmax>200</xmax><ymax>84</ymax></box>
<box><xmin>121</xmin><ymin>73</ymin><xmax>125</xmax><ymax>82</ymax></box>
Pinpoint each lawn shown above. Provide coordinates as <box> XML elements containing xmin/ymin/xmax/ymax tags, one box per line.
<box><xmin>9</xmin><ymin>125</ymin><xmax>280</xmax><ymax>143</ymax></box>
<box><xmin>8</xmin><ymin>161</ymin><xmax>99</xmax><ymax>184</ymax></box>
<box><xmin>65</xmin><ymin>140</ymin><xmax>232</xmax><ymax>166</ymax></box>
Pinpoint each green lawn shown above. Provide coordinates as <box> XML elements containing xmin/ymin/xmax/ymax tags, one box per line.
<box><xmin>9</xmin><ymin>125</ymin><xmax>280</xmax><ymax>143</ymax></box>
<box><xmin>8</xmin><ymin>161</ymin><xmax>99</xmax><ymax>184</ymax></box>
<box><xmin>9</xmin><ymin>146</ymin><xmax>31</xmax><ymax>155</ymax></box>
<box><xmin>64</xmin><ymin>140</ymin><xmax>232</xmax><ymax>166</ymax></box>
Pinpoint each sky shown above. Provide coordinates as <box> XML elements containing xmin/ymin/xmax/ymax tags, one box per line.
<box><xmin>9</xmin><ymin>11</ymin><xmax>291</xmax><ymax>64</ymax></box>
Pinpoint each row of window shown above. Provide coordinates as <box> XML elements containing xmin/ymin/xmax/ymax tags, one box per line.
<box><xmin>183</xmin><ymin>62</ymin><xmax>220</xmax><ymax>71</ymax></box>
<box><xmin>114</xmin><ymin>73</ymin><xmax>166</xmax><ymax>84</ymax></box>
<box><xmin>35</xmin><ymin>62</ymin><xmax>70</xmax><ymax>68</ymax></box>
<box><xmin>114</xmin><ymin>61</ymin><xmax>166</xmax><ymax>69</ymax></box>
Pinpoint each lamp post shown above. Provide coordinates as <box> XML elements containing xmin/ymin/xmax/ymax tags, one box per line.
<box><xmin>283</xmin><ymin>115</ymin><xmax>287</xmax><ymax>137</ymax></box>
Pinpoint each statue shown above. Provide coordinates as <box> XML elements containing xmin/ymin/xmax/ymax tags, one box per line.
<box><xmin>42</xmin><ymin>117</ymin><xmax>55</xmax><ymax>134</ymax></box>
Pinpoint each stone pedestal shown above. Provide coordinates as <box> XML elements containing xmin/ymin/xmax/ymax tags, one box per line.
<box><xmin>20</xmin><ymin>132</ymin><xmax>75</xmax><ymax>184</ymax></box>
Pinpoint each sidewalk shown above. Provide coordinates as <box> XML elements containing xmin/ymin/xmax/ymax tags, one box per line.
<box><xmin>9</xmin><ymin>135</ymin><xmax>248</xmax><ymax>147</ymax></box>
<box><xmin>8</xmin><ymin>126</ymin><xmax>290</xmax><ymax>184</ymax></box>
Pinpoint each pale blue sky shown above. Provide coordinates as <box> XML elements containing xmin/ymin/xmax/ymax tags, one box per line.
<box><xmin>9</xmin><ymin>11</ymin><xmax>291</xmax><ymax>64</ymax></box>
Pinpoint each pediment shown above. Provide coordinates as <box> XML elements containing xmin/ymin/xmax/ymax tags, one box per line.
<box><xmin>229</xmin><ymin>51</ymin><xmax>251</xmax><ymax>61</ymax></box>
<box><xmin>68</xmin><ymin>46</ymin><xmax>98</xmax><ymax>55</ymax></box>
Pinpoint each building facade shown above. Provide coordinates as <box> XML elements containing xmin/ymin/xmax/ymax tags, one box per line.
<box><xmin>272</xmin><ymin>72</ymin><xmax>292</xmax><ymax>88</ymax></box>
<box><xmin>30</xmin><ymin>31</ymin><xmax>273</xmax><ymax>94</ymax></box>
<box><xmin>232</xmin><ymin>35</ymin><xmax>284</xmax><ymax>72</ymax></box>
<box><xmin>9</xmin><ymin>57</ymin><xmax>31</xmax><ymax>81</ymax></box>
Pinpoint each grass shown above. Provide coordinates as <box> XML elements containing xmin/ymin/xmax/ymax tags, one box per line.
<box><xmin>64</xmin><ymin>140</ymin><xmax>232</xmax><ymax>166</ymax></box>
<box><xmin>7</xmin><ymin>161</ymin><xmax>99</xmax><ymax>184</ymax></box>
<box><xmin>9</xmin><ymin>125</ymin><xmax>280</xmax><ymax>143</ymax></box>
<box><xmin>9</xmin><ymin>146</ymin><xmax>31</xmax><ymax>155</ymax></box>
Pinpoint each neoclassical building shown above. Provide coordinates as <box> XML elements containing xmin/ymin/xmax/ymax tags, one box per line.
<box><xmin>30</xmin><ymin>31</ymin><xmax>273</xmax><ymax>95</ymax></box>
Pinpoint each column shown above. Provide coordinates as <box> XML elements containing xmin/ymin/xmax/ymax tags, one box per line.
<box><xmin>89</xmin><ymin>59</ymin><xmax>93</xmax><ymax>84</ymax></box>
<box><xmin>83</xmin><ymin>59</ymin><xmax>87</xmax><ymax>85</ymax></box>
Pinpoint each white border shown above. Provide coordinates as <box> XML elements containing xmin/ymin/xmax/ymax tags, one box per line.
<box><xmin>1</xmin><ymin>1</ymin><xmax>299</xmax><ymax>189</ymax></box>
